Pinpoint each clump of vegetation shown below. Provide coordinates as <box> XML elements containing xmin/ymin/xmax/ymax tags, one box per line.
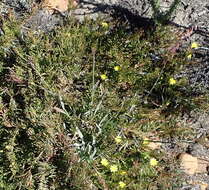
<box><xmin>149</xmin><ymin>0</ymin><xmax>180</xmax><ymax>24</ymax></box>
<box><xmin>0</xmin><ymin>11</ymin><xmax>205</xmax><ymax>190</ymax></box>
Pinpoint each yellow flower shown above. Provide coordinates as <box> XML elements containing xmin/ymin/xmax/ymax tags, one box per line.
<box><xmin>101</xmin><ymin>158</ymin><xmax>109</xmax><ymax>167</ymax></box>
<box><xmin>114</xmin><ymin>66</ymin><xmax>121</xmax><ymax>71</ymax></box>
<box><xmin>191</xmin><ymin>42</ymin><xmax>198</xmax><ymax>49</ymax></box>
<box><xmin>100</xmin><ymin>74</ymin><xmax>107</xmax><ymax>80</ymax></box>
<box><xmin>169</xmin><ymin>78</ymin><xmax>176</xmax><ymax>85</ymax></box>
<box><xmin>142</xmin><ymin>138</ymin><xmax>149</xmax><ymax>145</ymax></box>
<box><xmin>101</xmin><ymin>22</ymin><xmax>109</xmax><ymax>28</ymax></box>
<box><xmin>150</xmin><ymin>158</ymin><xmax>158</xmax><ymax>166</ymax></box>
<box><xmin>120</xmin><ymin>170</ymin><xmax>127</xmax><ymax>175</ymax></box>
<box><xmin>187</xmin><ymin>54</ymin><xmax>192</xmax><ymax>59</ymax></box>
<box><xmin>119</xmin><ymin>181</ymin><xmax>126</xmax><ymax>188</ymax></box>
<box><xmin>115</xmin><ymin>136</ymin><xmax>122</xmax><ymax>143</ymax></box>
<box><xmin>110</xmin><ymin>165</ymin><xmax>118</xmax><ymax>172</ymax></box>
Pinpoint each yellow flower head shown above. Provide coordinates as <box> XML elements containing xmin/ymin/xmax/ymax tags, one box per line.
<box><xmin>191</xmin><ymin>42</ymin><xmax>198</xmax><ymax>49</ymax></box>
<box><xmin>101</xmin><ymin>158</ymin><xmax>109</xmax><ymax>167</ymax></box>
<box><xmin>142</xmin><ymin>138</ymin><xmax>150</xmax><ymax>145</ymax></box>
<box><xmin>118</xmin><ymin>181</ymin><xmax>126</xmax><ymax>188</ymax></box>
<box><xmin>110</xmin><ymin>165</ymin><xmax>118</xmax><ymax>172</ymax></box>
<box><xmin>150</xmin><ymin>158</ymin><xmax>158</xmax><ymax>166</ymax></box>
<box><xmin>101</xmin><ymin>22</ymin><xmax>109</xmax><ymax>29</ymax></box>
<box><xmin>120</xmin><ymin>170</ymin><xmax>127</xmax><ymax>175</ymax></box>
<box><xmin>100</xmin><ymin>74</ymin><xmax>107</xmax><ymax>80</ymax></box>
<box><xmin>114</xmin><ymin>65</ymin><xmax>121</xmax><ymax>71</ymax></box>
<box><xmin>187</xmin><ymin>54</ymin><xmax>192</xmax><ymax>59</ymax></box>
<box><xmin>115</xmin><ymin>136</ymin><xmax>122</xmax><ymax>144</ymax></box>
<box><xmin>169</xmin><ymin>78</ymin><xmax>176</xmax><ymax>85</ymax></box>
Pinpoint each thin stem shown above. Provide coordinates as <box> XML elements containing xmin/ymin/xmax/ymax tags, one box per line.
<box><xmin>91</xmin><ymin>48</ymin><xmax>96</xmax><ymax>105</ymax></box>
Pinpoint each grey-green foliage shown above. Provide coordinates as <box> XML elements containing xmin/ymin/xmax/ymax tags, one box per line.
<box><xmin>115</xmin><ymin>0</ymin><xmax>180</xmax><ymax>25</ymax></box>
<box><xmin>149</xmin><ymin>0</ymin><xmax>180</xmax><ymax>24</ymax></box>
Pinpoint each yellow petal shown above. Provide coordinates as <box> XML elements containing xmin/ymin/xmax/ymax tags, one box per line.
<box><xmin>100</xmin><ymin>74</ymin><xmax>107</xmax><ymax>80</ymax></box>
<box><xmin>119</xmin><ymin>181</ymin><xmax>126</xmax><ymax>188</ymax></box>
<box><xmin>191</xmin><ymin>42</ymin><xmax>198</xmax><ymax>49</ymax></box>
<box><xmin>101</xmin><ymin>22</ymin><xmax>109</xmax><ymax>28</ymax></box>
<box><xmin>110</xmin><ymin>165</ymin><xmax>118</xmax><ymax>172</ymax></box>
<box><xmin>115</xmin><ymin>136</ymin><xmax>122</xmax><ymax>143</ymax></box>
<box><xmin>187</xmin><ymin>54</ymin><xmax>192</xmax><ymax>59</ymax></box>
<box><xmin>150</xmin><ymin>158</ymin><xmax>158</xmax><ymax>166</ymax></box>
<box><xmin>120</xmin><ymin>170</ymin><xmax>127</xmax><ymax>175</ymax></box>
<box><xmin>169</xmin><ymin>78</ymin><xmax>176</xmax><ymax>85</ymax></box>
<box><xmin>101</xmin><ymin>158</ymin><xmax>109</xmax><ymax>166</ymax></box>
<box><xmin>114</xmin><ymin>66</ymin><xmax>121</xmax><ymax>71</ymax></box>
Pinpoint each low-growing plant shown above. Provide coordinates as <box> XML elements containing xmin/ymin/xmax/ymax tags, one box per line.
<box><xmin>0</xmin><ymin>10</ymin><xmax>204</xmax><ymax>190</ymax></box>
<box><xmin>149</xmin><ymin>0</ymin><xmax>181</xmax><ymax>24</ymax></box>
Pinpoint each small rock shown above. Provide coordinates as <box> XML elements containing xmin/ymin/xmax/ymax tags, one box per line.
<box><xmin>200</xmin><ymin>183</ymin><xmax>208</xmax><ymax>190</ymax></box>
<box><xmin>42</xmin><ymin>0</ymin><xmax>69</xmax><ymax>12</ymax></box>
<box><xmin>187</xmin><ymin>143</ymin><xmax>209</xmax><ymax>160</ymax></box>
<box><xmin>179</xmin><ymin>153</ymin><xmax>209</xmax><ymax>175</ymax></box>
<box><xmin>22</xmin><ymin>9</ymin><xmax>64</xmax><ymax>33</ymax></box>
<box><xmin>143</xmin><ymin>136</ymin><xmax>162</xmax><ymax>150</ymax></box>
<box><xmin>179</xmin><ymin>153</ymin><xmax>198</xmax><ymax>175</ymax></box>
<box><xmin>197</xmin><ymin>159</ymin><xmax>209</xmax><ymax>174</ymax></box>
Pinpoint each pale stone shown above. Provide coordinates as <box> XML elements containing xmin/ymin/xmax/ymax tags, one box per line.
<box><xmin>42</xmin><ymin>0</ymin><xmax>69</xmax><ymax>12</ymax></box>
<box><xmin>179</xmin><ymin>153</ymin><xmax>198</xmax><ymax>175</ymax></box>
<box><xmin>197</xmin><ymin>159</ymin><xmax>209</xmax><ymax>174</ymax></box>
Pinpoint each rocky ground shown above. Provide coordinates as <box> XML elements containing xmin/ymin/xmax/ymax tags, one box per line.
<box><xmin>0</xmin><ymin>0</ymin><xmax>209</xmax><ymax>189</ymax></box>
<box><xmin>164</xmin><ymin>112</ymin><xmax>209</xmax><ymax>190</ymax></box>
